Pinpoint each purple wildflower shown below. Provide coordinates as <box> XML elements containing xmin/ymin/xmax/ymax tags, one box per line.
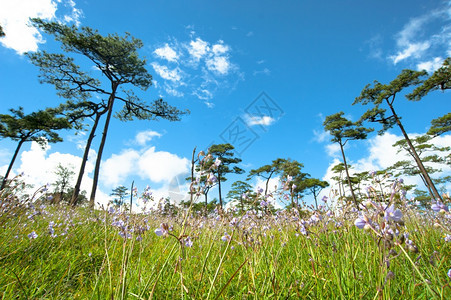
<box><xmin>207</xmin><ymin>173</ymin><xmax>218</xmax><ymax>184</ymax></box>
<box><xmin>155</xmin><ymin>223</ymin><xmax>169</xmax><ymax>237</ymax></box>
<box><xmin>299</xmin><ymin>225</ymin><xmax>307</xmax><ymax>236</ymax></box>
<box><xmin>384</xmin><ymin>205</ymin><xmax>403</xmax><ymax>223</ymax></box>
<box><xmin>355</xmin><ymin>214</ymin><xmax>371</xmax><ymax>230</ymax></box>
<box><xmin>221</xmin><ymin>232</ymin><xmax>231</xmax><ymax>242</ymax></box>
<box><xmin>184</xmin><ymin>236</ymin><xmax>193</xmax><ymax>247</ymax></box>
<box><xmin>28</xmin><ymin>231</ymin><xmax>38</xmax><ymax>239</ymax></box>
<box><xmin>431</xmin><ymin>201</ymin><xmax>449</xmax><ymax>213</ymax></box>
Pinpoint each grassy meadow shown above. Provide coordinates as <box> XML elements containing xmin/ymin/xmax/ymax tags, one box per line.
<box><xmin>0</xmin><ymin>176</ymin><xmax>450</xmax><ymax>299</ymax></box>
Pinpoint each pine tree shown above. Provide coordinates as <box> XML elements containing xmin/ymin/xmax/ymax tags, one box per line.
<box><xmin>27</xmin><ymin>18</ymin><xmax>187</xmax><ymax>207</ymax></box>
<box><xmin>0</xmin><ymin>107</ymin><xmax>71</xmax><ymax>190</ymax></box>
<box><xmin>323</xmin><ymin>112</ymin><xmax>373</xmax><ymax>207</ymax></box>
<box><xmin>207</xmin><ymin>144</ymin><xmax>244</xmax><ymax>209</ymax></box>
<box><xmin>354</xmin><ymin>69</ymin><xmax>442</xmax><ymax>201</ymax></box>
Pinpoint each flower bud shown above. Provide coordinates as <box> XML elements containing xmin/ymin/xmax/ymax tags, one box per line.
<box><xmin>389</xmin><ymin>249</ymin><xmax>398</xmax><ymax>256</ymax></box>
<box><xmin>385</xmin><ymin>271</ymin><xmax>395</xmax><ymax>280</ymax></box>
<box><xmin>407</xmin><ymin>245</ymin><xmax>418</xmax><ymax>253</ymax></box>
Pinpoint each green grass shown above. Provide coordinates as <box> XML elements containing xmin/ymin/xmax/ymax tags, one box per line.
<box><xmin>0</xmin><ymin>202</ymin><xmax>450</xmax><ymax>299</ymax></box>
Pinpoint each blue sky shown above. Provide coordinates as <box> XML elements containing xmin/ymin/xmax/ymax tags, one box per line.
<box><xmin>0</xmin><ymin>0</ymin><xmax>450</xmax><ymax>207</ymax></box>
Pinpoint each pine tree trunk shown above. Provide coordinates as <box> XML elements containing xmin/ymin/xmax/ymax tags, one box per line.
<box><xmin>204</xmin><ymin>191</ymin><xmax>208</xmax><ymax>216</ymax></box>
<box><xmin>313</xmin><ymin>188</ymin><xmax>318</xmax><ymax>210</ymax></box>
<box><xmin>337</xmin><ymin>175</ymin><xmax>343</xmax><ymax>199</ymax></box>
<box><xmin>218</xmin><ymin>172</ymin><xmax>223</xmax><ymax>209</ymax></box>
<box><xmin>89</xmin><ymin>83</ymin><xmax>118</xmax><ymax>208</ymax></box>
<box><xmin>339</xmin><ymin>141</ymin><xmax>359</xmax><ymax>207</ymax></box>
<box><xmin>386</xmin><ymin>100</ymin><xmax>442</xmax><ymax>201</ymax></box>
<box><xmin>1</xmin><ymin>139</ymin><xmax>25</xmax><ymax>190</ymax></box>
<box><xmin>71</xmin><ymin>111</ymin><xmax>103</xmax><ymax>206</ymax></box>
<box><xmin>264</xmin><ymin>171</ymin><xmax>274</xmax><ymax>196</ymax></box>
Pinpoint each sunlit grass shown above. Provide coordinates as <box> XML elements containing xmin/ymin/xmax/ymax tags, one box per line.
<box><xmin>1</xmin><ymin>197</ymin><xmax>450</xmax><ymax>299</ymax></box>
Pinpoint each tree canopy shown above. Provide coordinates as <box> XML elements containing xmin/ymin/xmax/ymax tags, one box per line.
<box><xmin>407</xmin><ymin>57</ymin><xmax>450</xmax><ymax>101</ymax></box>
<box><xmin>208</xmin><ymin>143</ymin><xmax>244</xmax><ymax>208</ymax></box>
<box><xmin>0</xmin><ymin>107</ymin><xmax>71</xmax><ymax>190</ymax></box>
<box><xmin>247</xmin><ymin>158</ymin><xmax>287</xmax><ymax>196</ymax></box>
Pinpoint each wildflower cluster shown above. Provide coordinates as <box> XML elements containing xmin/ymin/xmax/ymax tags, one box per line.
<box><xmin>109</xmin><ymin>207</ymin><xmax>150</xmax><ymax>241</ymax></box>
<box><xmin>1</xmin><ymin>168</ymin><xmax>450</xmax><ymax>298</ymax></box>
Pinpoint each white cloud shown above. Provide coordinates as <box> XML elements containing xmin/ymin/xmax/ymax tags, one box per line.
<box><xmin>100</xmin><ymin>150</ymin><xmax>140</xmax><ymax>187</ymax></box>
<box><xmin>388</xmin><ymin>3</ymin><xmax>451</xmax><ymax>65</ymax></box>
<box><xmin>151</xmin><ymin>63</ymin><xmax>182</xmax><ymax>82</ymax></box>
<box><xmin>154</xmin><ymin>43</ymin><xmax>179</xmax><ymax>62</ymax></box>
<box><xmin>100</xmin><ymin>151</ymin><xmax>189</xmax><ymax>188</ymax></box>
<box><xmin>354</xmin><ymin>133</ymin><xmax>451</xmax><ymax>193</ymax></box>
<box><xmin>355</xmin><ymin>133</ymin><xmax>407</xmax><ymax>170</ymax></box>
<box><xmin>253</xmin><ymin>68</ymin><xmax>271</xmax><ymax>76</ymax></box>
<box><xmin>1</xmin><ymin>139</ymin><xmax>191</xmax><ymax>207</ymax></box>
<box><xmin>312</xmin><ymin>129</ymin><xmax>329</xmax><ymax>143</ymax></box>
<box><xmin>417</xmin><ymin>56</ymin><xmax>444</xmax><ymax>73</ymax></box>
<box><xmin>193</xmin><ymin>88</ymin><xmax>213</xmax><ymax>100</ymax></box>
<box><xmin>61</xmin><ymin>0</ymin><xmax>82</xmax><ymax>26</ymax></box>
<box><xmin>206</xmin><ymin>55</ymin><xmax>230</xmax><ymax>75</ymax></box>
<box><xmin>320</xmin><ymin>132</ymin><xmax>451</xmax><ymax>205</ymax></box>
<box><xmin>390</xmin><ymin>42</ymin><xmax>431</xmax><ymax>64</ymax></box>
<box><xmin>0</xmin><ymin>0</ymin><xmax>82</xmax><ymax>54</ymax></box>
<box><xmin>0</xmin><ymin>141</ymin><xmax>111</xmax><ymax>206</ymax></box>
<box><xmin>212</xmin><ymin>41</ymin><xmax>229</xmax><ymax>55</ymax></box>
<box><xmin>188</xmin><ymin>38</ymin><xmax>209</xmax><ymax>61</ymax></box>
<box><xmin>205</xmin><ymin>41</ymin><xmax>233</xmax><ymax>75</ymax></box>
<box><xmin>204</xmin><ymin>101</ymin><xmax>215</xmax><ymax>108</ymax></box>
<box><xmin>100</xmin><ymin>133</ymin><xmax>189</xmax><ymax>188</ymax></box>
<box><xmin>396</xmin><ymin>15</ymin><xmax>429</xmax><ymax>47</ymax></box>
<box><xmin>245</xmin><ymin>115</ymin><xmax>275</xmax><ymax>127</ymax></box>
<box><xmin>135</xmin><ymin>130</ymin><xmax>162</xmax><ymax>146</ymax></box>
<box><xmin>151</xmin><ymin>35</ymin><xmax>241</xmax><ymax>102</ymax></box>
<box><xmin>137</xmin><ymin>147</ymin><xmax>189</xmax><ymax>183</ymax></box>
<box><xmin>165</xmin><ymin>86</ymin><xmax>184</xmax><ymax>97</ymax></box>
<box><xmin>365</xmin><ymin>34</ymin><xmax>383</xmax><ymax>60</ymax></box>
<box><xmin>325</xmin><ymin>143</ymin><xmax>341</xmax><ymax>158</ymax></box>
